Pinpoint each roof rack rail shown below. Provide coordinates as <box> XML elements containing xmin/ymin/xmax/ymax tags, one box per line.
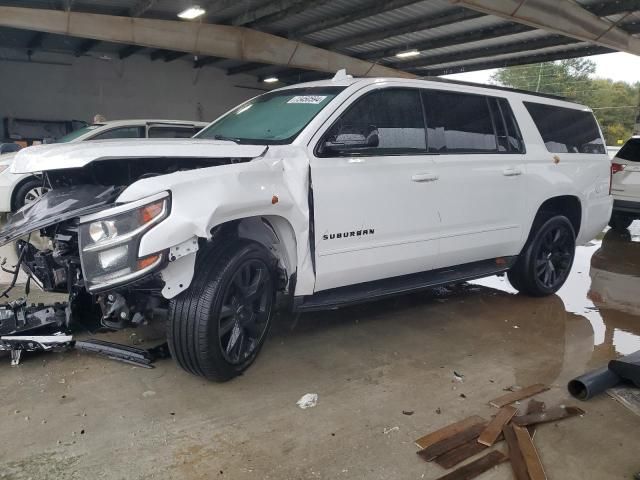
<box><xmin>419</xmin><ymin>76</ymin><xmax>568</xmax><ymax>101</ymax></box>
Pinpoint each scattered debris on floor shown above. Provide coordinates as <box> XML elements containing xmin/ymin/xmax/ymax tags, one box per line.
<box><xmin>296</xmin><ymin>393</ymin><xmax>318</xmax><ymax>409</ymax></box>
<box><xmin>383</xmin><ymin>426</ymin><xmax>400</xmax><ymax>435</ymax></box>
<box><xmin>569</xmin><ymin>350</ymin><xmax>640</xmax><ymax>400</ymax></box>
<box><xmin>414</xmin><ymin>384</ymin><xmax>585</xmax><ymax>480</ymax></box>
<box><xmin>403</xmin><ymin>410</ymin><xmax>415</xmax><ymax>416</ymax></box>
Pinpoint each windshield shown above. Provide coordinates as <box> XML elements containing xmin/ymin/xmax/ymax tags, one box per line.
<box><xmin>55</xmin><ymin>125</ymin><xmax>102</xmax><ymax>143</ymax></box>
<box><xmin>197</xmin><ymin>87</ymin><xmax>345</xmax><ymax>144</ymax></box>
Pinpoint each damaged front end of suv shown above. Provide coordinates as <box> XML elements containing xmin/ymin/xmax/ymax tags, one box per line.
<box><xmin>0</xmin><ymin>138</ymin><xmax>299</xmax><ymax>367</ymax></box>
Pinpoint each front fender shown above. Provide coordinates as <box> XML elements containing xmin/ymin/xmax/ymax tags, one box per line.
<box><xmin>118</xmin><ymin>148</ymin><xmax>313</xmax><ymax>297</ymax></box>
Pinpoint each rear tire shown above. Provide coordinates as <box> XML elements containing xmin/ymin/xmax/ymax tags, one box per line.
<box><xmin>168</xmin><ymin>240</ymin><xmax>276</xmax><ymax>381</ymax></box>
<box><xmin>508</xmin><ymin>215</ymin><xmax>576</xmax><ymax>297</ymax></box>
<box><xmin>608</xmin><ymin>213</ymin><xmax>633</xmax><ymax>232</ymax></box>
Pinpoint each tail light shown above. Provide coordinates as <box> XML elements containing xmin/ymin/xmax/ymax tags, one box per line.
<box><xmin>610</xmin><ymin>162</ymin><xmax>625</xmax><ymax>194</ymax></box>
<box><xmin>611</xmin><ymin>163</ymin><xmax>625</xmax><ymax>174</ymax></box>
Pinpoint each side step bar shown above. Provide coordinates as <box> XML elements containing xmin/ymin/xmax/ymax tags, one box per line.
<box><xmin>294</xmin><ymin>257</ymin><xmax>516</xmax><ymax>312</ymax></box>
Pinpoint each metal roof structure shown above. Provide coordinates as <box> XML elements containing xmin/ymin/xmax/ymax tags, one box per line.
<box><xmin>0</xmin><ymin>0</ymin><xmax>638</xmax><ymax>84</ymax></box>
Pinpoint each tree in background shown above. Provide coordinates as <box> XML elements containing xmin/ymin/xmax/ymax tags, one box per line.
<box><xmin>491</xmin><ymin>59</ymin><xmax>640</xmax><ymax>145</ymax></box>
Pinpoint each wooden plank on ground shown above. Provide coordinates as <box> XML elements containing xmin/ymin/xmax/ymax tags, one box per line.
<box><xmin>512</xmin><ymin>405</ymin><xmax>584</xmax><ymax>427</ymax></box>
<box><xmin>417</xmin><ymin>422</ymin><xmax>488</xmax><ymax>462</ymax></box>
<box><xmin>434</xmin><ymin>450</ymin><xmax>508</xmax><ymax>480</ymax></box>
<box><xmin>415</xmin><ymin>415</ymin><xmax>485</xmax><ymax>449</ymax></box>
<box><xmin>513</xmin><ymin>424</ymin><xmax>547</xmax><ymax>480</ymax></box>
<box><xmin>478</xmin><ymin>405</ymin><xmax>518</xmax><ymax>446</ymax></box>
<box><xmin>502</xmin><ymin>423</ymin><xmax>529</xmax><ymax>480</ymax></box>
<box><xmin>435</xmin><ymin>440</ymin><xmax>488</xmax><ymax>469</ymax></box>
<box><xmin>489</xmin><ymin>384</ymin><xmax>549</xmax><ymax>408</ymax></box>
<box><xmin>525</xmin><ymin>399</ymin><xmax>546</xmax><ymax>437</ymax></box>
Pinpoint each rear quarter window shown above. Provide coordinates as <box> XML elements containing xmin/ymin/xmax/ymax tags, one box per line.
<box><xmin>524</xmin><ymin>102</ymin><xmax>605</xmax><ymax>154</ymax></box>
<box><xmin>616</xmin><ymin>138</ymin><xmax>640</xmax><ymax>162</ymax></box>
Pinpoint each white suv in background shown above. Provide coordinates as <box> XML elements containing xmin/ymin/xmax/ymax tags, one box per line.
<box><xmin>610</xmin><ymin>136</ymin><xmax>640</xmax><ymax>231</ymax></box>
<box><xmin>0</xmin><ymin>76</ymin><xmax>612</xmax><ymax>381</ymax></box>
<box><xmin>0</xmin><ymin>119</ymin><xmax>207</xmax><ymax>212</ymax></box>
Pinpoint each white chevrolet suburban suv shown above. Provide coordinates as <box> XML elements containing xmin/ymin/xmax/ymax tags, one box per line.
<box><xmin>0</xmin><ymin>75</ymin><xmax>612</xmax><ymax>381</ymax></box>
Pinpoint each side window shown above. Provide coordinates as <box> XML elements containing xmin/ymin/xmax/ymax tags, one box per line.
<box><xmin>524</xmin><ymin>102</ymin><xmax>605</xmax><ymax>154</ymax></box>
<box><xmin>497</xmin><ymin>98</ymin><xmax>525</xmax><ymax>153</ymax></box>
<box><xmin>91</xmin><ymin>126</ymin><xmax>144</xmax><ymax>140</ymax></box>
<box><xmin>487</xmin><ymin>97</ymin><xmax>525</xmax><ymax>153</ymax></box>
<box><xmin>318</xmin><ymin>88</ymin><xmax>426</xmax><ymax>156</ymax></box>
<box><xmin>148</xmin><ymin>126</ymin><xmax>201</xmax><ymax>138</ymax></box>
<box><xmin>422</xmin><ymin>90</ymin><xmax>497</xmax><ymax>154</ymax></box>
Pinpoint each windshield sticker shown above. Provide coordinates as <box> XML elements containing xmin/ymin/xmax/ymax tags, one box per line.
<box><xmin>287</xmin><ymin>95</ymin><xmax>327</xmax><ymax>104</ymax></box>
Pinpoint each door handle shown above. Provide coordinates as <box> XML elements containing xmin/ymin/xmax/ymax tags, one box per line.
<box><xmin>502</xmin><ymin>167</ymin><xmax>523</xmax><ymax>176</ymax></box>
<box><xmin>412</xmin><ymin>172</ymin><xmax>439</xmax><ymax>182</ymax></box>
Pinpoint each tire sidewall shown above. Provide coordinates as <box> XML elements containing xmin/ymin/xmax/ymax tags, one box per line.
<box><xmin>207</xmin><ymin>245</ymin><xmax>275</xmax><ymax>376</ymax></box>
<box><xmin>169</xmin><ymin>240</ymin><xmax>276</xmax><ymax>381</ymax></box>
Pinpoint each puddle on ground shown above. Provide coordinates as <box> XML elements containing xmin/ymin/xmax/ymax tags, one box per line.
<box><xmin>472</xmin><ymin>222</ymin><xmax>640</xmax><ymax>358</ymax></box>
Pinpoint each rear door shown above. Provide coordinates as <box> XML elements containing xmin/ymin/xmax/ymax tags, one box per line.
<box><xmin>612</xmin><ymin>137</ymin><xmax>640</xmax><ymax>202</ymax></box>
<box><xmin>421</xmin><ymin>89</ymin><xmax>527</xmax><ymax>267</ymax></box>
<box><xmin>310</xmin><ymin>86</ymin><xmax>441</xmax><ymax>291</ymax></box>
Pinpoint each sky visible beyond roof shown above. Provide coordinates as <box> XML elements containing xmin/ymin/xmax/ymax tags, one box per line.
<box><xmin>444</xmin><ymin>52</ymin><xmax>640</xmax><ymax>85</ymax></box>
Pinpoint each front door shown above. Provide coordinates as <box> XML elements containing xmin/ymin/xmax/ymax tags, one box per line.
<box><xmin>310</xmin><ymin>87</ymin><xmax>441</xmax><ymax>292</ymax></box>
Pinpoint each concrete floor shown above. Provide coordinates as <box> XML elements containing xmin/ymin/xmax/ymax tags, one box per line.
<box><xmin>1</xmin><ymin>225</ymin><xmax>640</xmax><ymax>479</ymax></box>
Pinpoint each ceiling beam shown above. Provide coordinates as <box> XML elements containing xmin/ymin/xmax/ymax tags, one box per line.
<box><xmin>360</xmin><ymin>23</ymin><xmax>533</xmax><ymax>61</ymax></box>
<box><xmin>412</xmin><ymin>44</ymin><xmax>614</xmax><ymax>76</ymax></box>
<box><xmin>450</xmin><ymin>0</ymin><xmax>640</xmax><ymax>55</ymax></box>
<box><xmin>291</xmin><ymin>0</ymin><xmax>420</xmax><ymax>38</ymax></box>
<box><xmin>118</xmin><ymin>44</ymin><xmax>144</xmax><ymax>59</ymax></box>
<box><xmin>396</xmin><ymin>35</ymin><xmax>580</xmax><ymax>69</ymax></box>
<box><xmin>0</xmin><ymin>7</ymin><xmax>414</xmax><ymax>78</ymax></box>
<box><xmin>129</xmin><ymin>0</ymin><xmax>157</xmax><ymax>17</ymax></box>
<box><xmin>193</xmin><ymin>56</ymin><xmax>222</xmax><ymax>68</ymax></box>
<box><xmin>244</xmin><ymin>0</ymin><xmax>333</xmax><ymax>29</ymax></box>
<box><xmin>27</xmin><ymin>31</ymin><xmax>45</xmax><ymax>50</ymax></box>
<box><xmin>164</xmin><ymin>51</ymin><xmax>186</xmax><ymax>62</ymax></box>
<box><xmin>74</xmin><ymin>38</ymin><xmax>100</xmax><ymax>57</ymax></box>
<box><xmin>230</xmin><ymin>0</ymin><xmax>316</xmax><ymax>26</ymax></box>
<box><xmin>227</xmin><ymin>62</ymin><xmax>270</xmax><ymax>75</ymax></box>
<box><xmin>324</xmin><ymin>8</ymin><xmax>484</xmax><ymax>50</ymax></box>
<box><xmin>586</xmin><ymin>0</ymin><xmax>640</xmax><ymax>17</ymax></box>
<box><xmin>149</xmin><ymin>49</ymin><xmax>166</xmax><ymax>61</ymax></box>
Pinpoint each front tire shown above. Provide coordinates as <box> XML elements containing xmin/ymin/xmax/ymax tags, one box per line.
<box><xmin>168</xmin><ymin>240</ymin><xmax>275</xmax><ymax>381</ymax></box>
<box><xmin>508</xmin><ymin>216</ymin><xmax>576</xmax><ymax>297</ymax></box>
<box><xmin>12</xmin><ymin>177</ymin><xmax>49</xmax><ymax>212</ymax></box>
<box><xmin>608</xmin><ymin>213</ymin><xmax>633</xmax><ymax>232</ymax></box>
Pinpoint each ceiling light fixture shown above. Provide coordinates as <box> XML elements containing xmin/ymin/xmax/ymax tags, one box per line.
<box><xmin>263</xmin><ymin>77</ymin><xmax>279</xmax><ymax>83</ymax></box>
<box><xmin>395</xmin><ymin>49</ymin><xmax>420</xmax><ymax>58</ymax></box>
<box><xmin>178</xmin><ymin>6</ymin><xmax>206</xmax><ymax>20</ymax></box>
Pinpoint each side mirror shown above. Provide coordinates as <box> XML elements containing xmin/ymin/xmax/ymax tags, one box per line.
<box><xmin>0</xmin><ymin>143</ymin><xmax>21</xmax><ymax>155</ymax></box>
<box><xmin>323</xmin><ymin>125</ymin><xmax>379</xmax><ymax>153</ymax></box>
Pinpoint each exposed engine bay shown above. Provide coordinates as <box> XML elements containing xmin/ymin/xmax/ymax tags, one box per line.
<box><xmin>0</xmin><ymin>156</ymin><xmax>250</xmax><ymax>364</ymax></box>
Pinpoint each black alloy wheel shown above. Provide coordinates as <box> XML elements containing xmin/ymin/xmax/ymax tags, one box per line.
<box><xmin>218</xmin><ymin>258</ymin><xmax>272</xmax><ymax>365</ymax></box>
<box><xmin>532</xmin><ymin>224</ymin><xmax>574</xmax><ymax>290</ymax></box>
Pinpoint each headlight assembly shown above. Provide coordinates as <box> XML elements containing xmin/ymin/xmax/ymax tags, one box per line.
<box><xmin>78</xmin><ymin>192</ymin><xmax>170</xmax><ymax>292</ymax></box>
